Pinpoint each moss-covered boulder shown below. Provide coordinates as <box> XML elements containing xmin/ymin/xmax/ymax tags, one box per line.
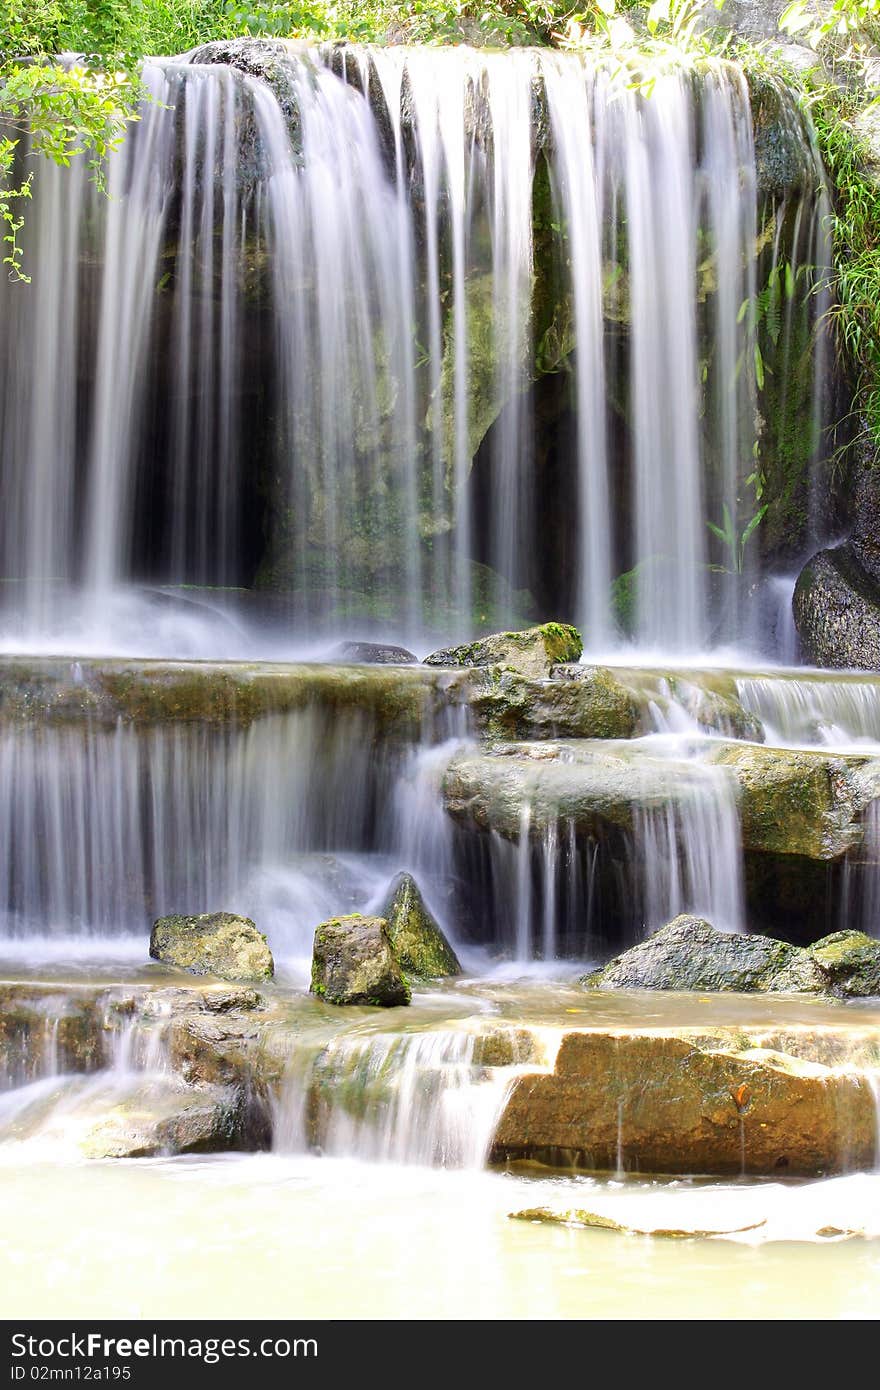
<box><xmin>706</xmin><ymin>741</ymin><xmax>872</xmax><ymax>860</ymax></box>
<box><xmin>809</xmin><ymin>930</ymin><xmax>880</xmax><ymax>998</ymax></box>
<box><xmin>424</xmin><ymin>623</ymin><xmax>583</xmax><ymax>680</ymax></box>
<box><xmin>378</xmin><ymin>873</ymin><xmax>461</xmax><ymax>979</ymax></box>
<box><xmin>149</xmin><ymin>913</ymin><xmax>274</xmax><ymax>983</ymax></box>
<box><xmin>454</xmin><ymin>664</ymin><xmax>638</xmax><ymax>741</ymax></box>
<box><xmin>310</xmin><ymin>915</ymin><xmax>411</xmax><ymax>1007</ymax></box>
<box><xmin>793</xmin><ymin>547</ymin><xmax>880</xmax><ymax>671</ymax></box>
<box><xmin>582</xmin><ymin>916</ymin><xmax>825</xmax><ymax>994</ymax></box>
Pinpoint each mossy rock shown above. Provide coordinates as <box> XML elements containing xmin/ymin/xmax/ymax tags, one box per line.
<box><xmin>150</xmin><ymin>912</ymin><xmax>274</xmax><ymax>983</ymax></box>
<box><xmin>378</xmin><ymin>873</ymin><xmax>461</xmax><ymax>980</ymax></box>
<box><xmin>310</xmin><ymin>914</ymin><xmax>411</xmax><ymax>1007</ymax></box>
<box><xmin>424</xmin><ymin>622</ymin><xmax>582</xmax><ymax>680</ymax></box>
<box><xmin>455</xmin><ymin>663</ymin><xmax>638</xmax><ymax>741</ymax></box>
<box><xmin>707</xmin><ymin>742</ymin><xmax>866</xmax><ymax>860</ymax></box>
<box><xmin>582</xmin><ymin>915</ymin><xmax>825</xmax><ymax>994</ymax></box>
<box><xmin>809</xmin><ymin>930</ymin><xmax>880</xmax><ymax>998</ymax></box>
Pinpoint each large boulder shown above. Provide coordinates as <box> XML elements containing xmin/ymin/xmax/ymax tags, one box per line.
<box><xmin>706</xmin><ymin>741</ymin><xmax>873</xmax><ymax>860</ymax></box>
<box><xmin>424</xmin><ymin>623</ymin><xmax>583</xmax><ymax>680</ymax></box>
<box><xmin>583</xmin><ymin>917</ymin><xmax>880</xmax><ymax>999</ymax></box>
<box><xmin>149</xmin><ymin>912</ymin><xmax>274</xmax><ymax>983</ymax></box>
<box><xmin>378</xmin><ymin>873</ymin><xmax>461</xmax><ymax>979</ymax></box>
<box><xmin>583</xmin><ymin>916</ymin><xmax>825</xmax><ymax>994</ymax></box>
<box><xmin>491</xmin><ymin>1029</ymin><xmax>875</xmax><ymax>1176</ymax></box>
<box><xmin>793</xmin><ymin>547</ymin><xmax>880</xmax><ymax>670</ymax></box>
<box><xmin>310</xmin><ymin>915</ymin><xmax>411</xmax><ymax>1007</ymax></box>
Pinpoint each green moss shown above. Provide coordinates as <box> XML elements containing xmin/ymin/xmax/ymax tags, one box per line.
<box><xmin>379</xmin><ymin>873</ymin><xmax>461</xmax><ymax>979</ymax></box>
<box><xmin>809</xmin><ymin>930</ymin><xmax>880</xmax><ymax>997</ymax></box>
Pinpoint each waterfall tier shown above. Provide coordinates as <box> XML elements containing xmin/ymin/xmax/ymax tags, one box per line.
<box><xmin>0</xmin><ymin>41</ymin><xmax>829</xmax><ymax>656</ymax></box>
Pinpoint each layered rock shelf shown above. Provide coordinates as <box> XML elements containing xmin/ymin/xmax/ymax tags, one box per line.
<box><xmin>2</xmin><ymin>974</ymin><xmax>877</xmax><ymax>1177</ymax></box>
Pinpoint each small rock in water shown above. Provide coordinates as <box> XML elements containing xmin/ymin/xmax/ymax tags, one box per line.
<box><xmin>423</xmin><ymin>622</ymin><xmax>582</xmax><ymax>680</ymax></box>
<box><xmin>378</xmin><ymin>872</ymin><xmax>461</xmax><ymax>979</ymax></box>
<box><xmin>310</xmin><ymin>914</ymin><xmax>410</xmax><ymax>1007</ymax></box>
<box><xmin>329</xmin><ymin>641</ymin><xmax>417</xmax><ymax>664</ymax></box>
<box><xmin>149</xmin><ymin>911</ymin><xmax>274</xmax><ymax>983</ymax></box>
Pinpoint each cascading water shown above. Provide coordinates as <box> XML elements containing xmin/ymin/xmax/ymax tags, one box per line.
<box><xmin>0</xmin><ymin>707</ymin><xmax>415</xmax><ymax>958</ymax></box>
<box><xmin>275</xmin><ymin>1026</ymin><xmax>518</xmax><ymax>1168</ymax></box>
<box><xmin>0</xmin><ymin>42</ymin><xmax>829</xmax><ymax>654</ymax></box>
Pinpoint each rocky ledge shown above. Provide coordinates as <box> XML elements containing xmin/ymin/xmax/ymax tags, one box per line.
<box><xmin>1</xmin><ymin>975</ymin><xmax>878</xmax><ymax>1177</ymax></box>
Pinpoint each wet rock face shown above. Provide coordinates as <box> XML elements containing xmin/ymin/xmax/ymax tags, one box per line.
<box><xmin>150</xmin><ymin>912</ymin><xmax>274</xmax><ymax>983</ymax></box>
<box><xmin>793</xmin><ymin>547</ymin><xmax>880</xmax><ymax>670</ymax></box>
<box><xmin>310</xmin><ymin>915</ymin><xmax>411</xmax><ymax>1007</ymax></box>
<box><xmin>492</xmin><ymin>1029</ymin><xmax>875</xmax><ymax>1177</ymax></box>
<box><xmin>584</xmin><ymin>916</ymin><xmax>880</xmax><ymax>999</ymax></box>
<box><xmin>424</xmin><ymin>623</ymin><xmax>583</xmax><ymax>680</ymax></box>
<box><xmin>378</xmin><ymin>873</ymin><xmax>461</xmax><ymax>980</ymax></box>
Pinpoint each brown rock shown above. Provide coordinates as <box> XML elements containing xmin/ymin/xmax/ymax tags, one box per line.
<box><xmin>491</xmin><ymin>1030</ymin><xmax>875</xmax><ymax>1176</ymax></box>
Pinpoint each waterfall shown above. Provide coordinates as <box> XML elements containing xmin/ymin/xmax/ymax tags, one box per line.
<box><xmin>0</xmin><ymin>43</ymin><xmax>828</xmax><ymax>656</ymax></box>
<box><xmin>275</xmin><ymin>1026</ymin><xmax>516</xmax><ymax>1168</ymax></box>
<box><xmin>736</xmin><ymin>674</ymin><xmax>880</xmax><ymax>750</ymax></box>
<box><xmin>0</xmin><ymin>708</ymin><xmax>413</xmax><ymax>955</ymax></box>
<box><xmin>631</xmin><ymin>749</ymin><xmax>744</xmax><ymax>933</ymax></box>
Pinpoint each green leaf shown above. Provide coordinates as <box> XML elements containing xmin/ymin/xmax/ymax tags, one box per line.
<box><xmin>740</xmin><ymin>504</ymin><xmax>769</xmax><ymax>547</ymax></box>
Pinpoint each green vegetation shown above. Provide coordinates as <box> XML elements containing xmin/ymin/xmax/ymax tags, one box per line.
<box><xmin>806</xmin><ymin>88</ymin><xmax>880</xmax><ymax>450</ymax></box>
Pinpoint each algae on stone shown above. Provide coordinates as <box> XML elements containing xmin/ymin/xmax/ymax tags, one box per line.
<box><xmin>809</xmin><ymin>930</ymin><xmax>880</xmax><ymax>998</ymax></box>
<box><xmin>378</xmin><ymin>872</ymin><xmax>461</xmax><ymax>980</ymax></box>
<box><xmin>424</xmin><ymin>622</ymin><xmax>583</xmax><ymax>679</ymax></box>
<box><xmin>582</xmin><ymin>916</ymin><xmax>825</xmax><ymax>994</ymax></box>
<box><xmin>310</xmin><ymin>914</ymin><xmax>411</xmax><ymax>1007</ymax></box>
<box><xmin>150</xmin><ymin>912</ymin><xmax>274</xmax><ymax>983</ymax></box>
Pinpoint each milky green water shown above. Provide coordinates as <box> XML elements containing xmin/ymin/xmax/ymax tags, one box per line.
<box><xmin>1</xmin><ymin>1155</ymin><xmax>878</xmax><ymax>1320</ymax></box>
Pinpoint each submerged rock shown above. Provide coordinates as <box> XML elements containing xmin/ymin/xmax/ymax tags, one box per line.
<box><xmin>149</xmin><ymin>912</ymin><xmax>274</xmax><ymax>983</ymax></box>
<box><xmin>582</xmin><ymin>916</ymin><xmax>824</xmax><ymax>994</ymax></box>
<box><xmin>424</xmin><ymin>622</ymin><xmax>583</xmax><ymax>680</ymax></box>
<box><xmin>492</xmin><ymin>1029</ymin><xmax>875</xmax><ymax>1176</ymax></box>
<box><xmin>508</xmin><ymin>1207</ymin><xmax>767</xmax><ymax>1239</ymax></box>
<box><xmin>310</xmin><ymin>914</ymin><xmax>411</xmax><ymax>1007</ymax></box>
<box><xmin>78</xmin><ymin>1079</ymin><xmax>244</xmax><ymax>1159</ymax></box>
<box><xmin>378</xmin><ymin>873</ymin><xmax>461</xmax><ymax>979</ymax></box>
<box><xmin>793</xmin><ymin>547</ymin><xmax>880</xmax><ymax>670</ymax></box>
<box><xmin>329</xmin><ymin>641</ymin><xmax>417</xmax><ymax>665</ymax></box>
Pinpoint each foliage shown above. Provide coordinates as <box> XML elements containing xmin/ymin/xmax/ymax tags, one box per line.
<box><xmin>779</xmin><ymin>0</ymin><xmax>880</xmax><ymax>57</ymax></box>
<box><xmin>802</xmin><ymin>84</ymin><xmax>880</xmax><ymax>448</ymax></box>
<box><xmin>707</xmin><ymin>501</ymin><xmax>769</xmax><ymax>573</ymax></box>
